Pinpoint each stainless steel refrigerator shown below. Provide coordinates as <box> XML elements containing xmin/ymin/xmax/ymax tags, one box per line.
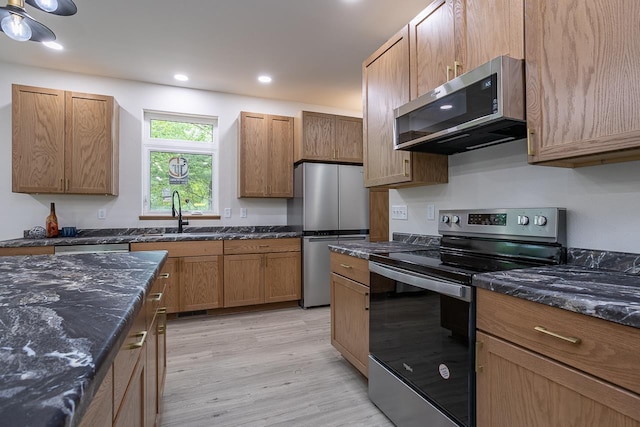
<box><xmin>288</xmin><ymin>163</ymin><xmax>369</xmax><ymax>308</ymax></box>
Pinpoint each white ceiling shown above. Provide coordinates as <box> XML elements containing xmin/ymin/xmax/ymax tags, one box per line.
<box><xmin>0</xmin><ymin>0</ymin><xmax>430</xmax><ymax>112</ymax></box>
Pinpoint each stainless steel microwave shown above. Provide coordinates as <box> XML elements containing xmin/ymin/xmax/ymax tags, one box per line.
<box><xmin>393</xmin><ymin>56</ymin><xmax>526</xmax><ymax>155</ymax></box>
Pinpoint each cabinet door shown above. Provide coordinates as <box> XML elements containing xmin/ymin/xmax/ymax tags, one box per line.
<box><xmin>157</xmin><ymin>306</ymin><xmax>167</xmax><ymax>410</ymax></box>
<box><xmin>526</xmin><ymin>0</ymin><xmax>640</xmax><ymax>166</ymax></box>
<box><xmin>410</xmin><ymin>0</ymin><xmax>456</xmax><ymax>98</ymax></box>
<box><xmin>268</xmin><ymin>115</ymin><xmax>294</xmax><ymax>197</ymax></box>
<box><xmin>264</xmin><ymin>252</ymin><xmax>301</xmax><ymax>303</ymax></box>
<box><xmin>180</xmin><ymin>255</ymin><xmax>223</xmax><ymax>311</ymax></box>
<box><xmin>238</xmin><ymin>112</ymin><xmax>268</xmax><ymax>197</ymax></box>
<box><xmin>79</xmin><ymin>366</ymin><xmax>112</xmax><ymax>427</ymax></box>
<box><xmin>114</xmin><ymin>354</ymin><xmax>145</xmax><ymax>427</ymax></box>
<box><xmin>463</xmin><ymin>0</ymin><xmax>524</xmax><ymax>72</ymax></box>
<box><xmin>330</xmin><ymin>273</ymin><xmax>369</xmax><ymax>377</ymax></box>
<box><xmin>476</xmin><ymin>332</ymin><xmax>640</xmax><ymax>427</ymax></box>
<box><xmin>65</xmin><ymin>92</ymin><xmax>118</xmax><ymax>195</ymax></box>
<box><xmin>301</xmin><ymin>111</ymin><xmax>335</xmax><ymax>160</ymax></box>
<box><xmin>144</xmin><ymin>316</ymin><xmax>158</xmax><ymax>427</ymax></box>
<box><xmin>363</xmin><ymin>26</ymin><xmax>412</xmax><ymax>187</ymax></box>
<box><xmin>363</xmin><ymin>26</ymin><xmax>449</xmax><ymax>188</ymax></box>
<box><xmin>162</xmin><ymin>258</ymin><xmax>180</xmax><ymax>314</ymax></box>
<box><xmin>223</xmin><ymin>254</ymin><xmax>264</xmax><ymax>307</ymax></box>
<box><xmin>12</xmin><ymin>85</ymin><xmax>65</xmax><ymax>194</ymax></box>
<box><xmin>335</xmin><ymin>115</ymin><xmax>363</xmax><ymax>163</ymax></box>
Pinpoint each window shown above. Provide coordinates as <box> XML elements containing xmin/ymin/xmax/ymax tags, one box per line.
<box><xmin>142</xmin><ymin>111</ymin><xmax>219</xmax><ymax>216</ymax></box>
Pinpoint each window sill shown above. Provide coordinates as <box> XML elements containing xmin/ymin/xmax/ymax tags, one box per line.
<box><xmin>139</xmin><ymin>215</ymin><xmax>221</xmax><ymax>220</ymax></box>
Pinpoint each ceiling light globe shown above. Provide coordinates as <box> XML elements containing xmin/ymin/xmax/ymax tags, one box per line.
<box><xmin>1</xmin><ymin>14</ymin><xmax>32</xmax><ymax>42</ymax></box>
<box><xmin>35</xmin><ymin>0</ymin><xmax>59</xmax><ymax>13</ymax></box>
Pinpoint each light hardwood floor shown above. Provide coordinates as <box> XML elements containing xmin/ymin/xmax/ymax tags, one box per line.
<box><xmin>160</xmin><ymin>307</ymin><xmax>393</xmax><ymax>427</ymax></box>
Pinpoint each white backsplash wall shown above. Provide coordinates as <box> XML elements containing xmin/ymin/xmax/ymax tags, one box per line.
<box><xmin>0</xmin><ymin>61</ymin><xmax>360</xmax><ymax>241</ymax></box>
<box><xmin>389</xmin><ymin>139</ymin><xmax>640</xmax><ymax>253</ymax></box>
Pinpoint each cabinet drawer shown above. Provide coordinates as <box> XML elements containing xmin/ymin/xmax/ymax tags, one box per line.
<box><xmin>330</xmin><ymin>252</ymin><xmax>369</xmax><ymax>286</ymax></box>
<box><xmin>0</xmin><ymin>246</ymin><xmax>54</xmax><ymax>256</ymax></box>
<box><xmin>113</xmin><ymin>303</ymin><xmax>147</xmax><ymax>413</ymax></box>
<box><xmin>477</xmin><ymin>288</ymin><xmax>640</xmax><ymax>395</ymax></box>
<box><xmin>223</xmin><ymin>238</ymin><xmax>300</xmax><ymax>254</ymax></box>
<box><xmin>146</xmin><ymin>279</ymin><xmax>166</xmax><ymax>327</ymax></box>
<box><xmin>131</xmin><ymin>241</ymin><xmax>223</xmax><ymax>257</ymax></box>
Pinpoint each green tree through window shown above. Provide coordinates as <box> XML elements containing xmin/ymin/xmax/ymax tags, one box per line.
<box><xmin>144</xmin><ymin>113</ymin><xmax>218</xmax><ymax>214</ymax></box>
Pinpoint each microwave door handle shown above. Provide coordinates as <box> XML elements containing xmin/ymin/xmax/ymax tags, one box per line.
<box><xmin>369</xmin><ymin>262</ymin><xmax>471</xmax><ymax>302</ymax></box>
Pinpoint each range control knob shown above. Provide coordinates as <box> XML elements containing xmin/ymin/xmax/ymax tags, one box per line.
<box><xmin>441</xmin><ymin>215</ymin><xmax>450</xmax><ymax>224</ymax></box>
<box><xmin>452</xmin><ymin>215</ymin><xmax>460</xmax><ymax>224</ymax></box>
<box><xmin>517</xmin><ymin>215</ymin><xmax>529</xmax><ymax>225</ymax></box>
<box><xmin>534</xmin><ymin>215</ymin><xmax>548</xmax><ymax>226</ymax></box>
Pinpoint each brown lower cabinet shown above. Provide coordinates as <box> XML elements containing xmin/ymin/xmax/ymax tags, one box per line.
<box><xmin>79</xmin><ymin>273</ymin><xmax>168</xmax><ymax>427</ymax></box>
<box><xmin>329</xmin><ymin>252</ymin><xmax>370</xmax><ymax>377</ymax></box>
<box><xmin>223</xmin><ymin>238</ymin><xmax>301</xmax><ymax>308</ymax></box>
<box><xmin>131</xmin><ymin>241</ymin><xmax>223</xmax><ymax>313</ymax></box>
<box><xmin>476</xmin><ymin>288</ymin><xmax>640</xmax><ymax>426</ymax></box>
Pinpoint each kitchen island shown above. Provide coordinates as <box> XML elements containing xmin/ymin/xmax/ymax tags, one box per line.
<box><xmin>0</xmin><ymin>251</ymin><xmax>167</xmax><ymax>427</ymax></box>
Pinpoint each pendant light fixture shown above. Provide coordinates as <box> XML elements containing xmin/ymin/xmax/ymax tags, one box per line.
<box><xmin>0</xmin><ymin>0</ymin><xmax>76</xmax><ymax>42</ymax></box>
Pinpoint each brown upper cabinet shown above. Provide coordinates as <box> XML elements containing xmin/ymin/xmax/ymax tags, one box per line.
<box><xmin>525</xmin><ymin>0</ymin><xmax>640</xmax><ymax>167</ymax></box>
<box><xmin>12</xmin><ymin>84</ymin><xmax>119</xmax><ymax>195</ymax></box>
<box><xmin>238</xmin><ymin>112</ymin><xmax>294</xmax><ymax>198</ymax></box>
<box><xmin>409</xmin><ymin>0</ymin><xmax>524</xmax><ymax>99</ymax></box>
<box><xmin>363</xmin><ymin>26</ymin><xmax>449</xmax><ymax>188</ymax></box>
<box><xmin>294</xmin><ymin>111</ymin><xmax>363</xmax><ymax>164</ymax></box>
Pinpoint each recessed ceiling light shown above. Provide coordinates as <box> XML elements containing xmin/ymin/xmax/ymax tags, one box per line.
<box><xmin>258</xmin><ymin>75</ymin><xmax>272</xmax><ymax>84</ymax></box>
<box><xmin>174</xmin><ymin>74</ymin><xmax>189</xmax><ymax>82</ymax></box>
<box><xmin>43</xmin><ymin>41</ymin><xmax>64</xmax><ymax>50</ymax></box>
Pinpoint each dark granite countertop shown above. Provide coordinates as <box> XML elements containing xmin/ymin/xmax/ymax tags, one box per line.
<box><xmin>328</xmin><ymin>241</ymin><xmax>438</xmax><ymax>260</ymax></box>
<box><xmin>0</xmin><ymin>226</ymin><xmax>302</xmax><ymax>248</ymax></box>
<box><xmin>473</xmin><ymin>265</ymin><xmax>640</xmax><ymax>329</ymax></box>
<box><xmin>0</xmin><ymin>251</ymin><xmax>168</xmax><ymax>427</ymax></box>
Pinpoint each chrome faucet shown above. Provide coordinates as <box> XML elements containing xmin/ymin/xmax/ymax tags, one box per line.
<box><xmin>171</xmin><ymin>190</ymin><xmax>189</xmax><ymax>233</ymax></box>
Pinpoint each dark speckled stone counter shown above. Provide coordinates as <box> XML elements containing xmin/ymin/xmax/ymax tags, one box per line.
<box><xmin>473</xmin><ymin>265</ymin><xmax>640</xmax><ymax>329</ymax></box>
<box><xmin>0</xmin><ymin>251</ymin><xmax>167</xmax><ymax>427</ymax></box>
<box><xmin>0</xmin><ymin>226</ymin><xmax>301</xmax><ymax>248</ymax></box>
<box><xmin>328</xmin><ymin>241</ymin><xmax>437</xmax><ymax>260</ymax></box>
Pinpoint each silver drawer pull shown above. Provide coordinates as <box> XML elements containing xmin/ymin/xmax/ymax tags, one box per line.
<box><xmin>534</xmin><ymin>326</ymin><xmax>581</xmax><ymax>344</ymax></box>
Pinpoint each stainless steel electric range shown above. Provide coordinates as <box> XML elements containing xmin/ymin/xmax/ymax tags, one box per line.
<box><xmin>368</xmin><ymin>208</ymin><xmax>567</xmax><ymax>427</ymax></box>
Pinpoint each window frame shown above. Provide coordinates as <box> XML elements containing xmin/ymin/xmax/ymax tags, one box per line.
<box><xmin>141</xmin><ymin>110</ymin><xmax>220</xmax><ymax>217</ymax></box>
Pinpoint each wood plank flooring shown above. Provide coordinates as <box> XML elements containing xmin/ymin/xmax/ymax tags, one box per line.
<box><xmin>160</xmin><ymin>307</ymin><xmax>393</xmax><ymax>427</ymax></box>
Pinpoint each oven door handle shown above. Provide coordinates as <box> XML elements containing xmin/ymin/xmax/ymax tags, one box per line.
<box><xmin>369</xmin><ymin>262</ymin><xmax>471</xmax><ymax>302</ymax></box>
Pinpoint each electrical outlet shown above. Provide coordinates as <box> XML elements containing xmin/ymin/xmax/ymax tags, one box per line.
<box><xmin>391</xmin><ymin>205</ymin><xmax>408</xmax><ymax>220</ymax></box>
<box><xmin>240</xmin><ymin>208</ymin><xmax>247</xmax><ymax>218</ymax></box>
<box><xmin>427</xmin><ymin>204</ymin><xmax>436</xmax><ymax>221</ymax></box>
<box><xmin>224</xmin><ymin>208</ymin><xmax>232</xmax><ymax>218</ymax></box>
<box><xmin>98</xmin><ymin>209</ymin><xmax>106</xmax><ymax>220</ymax></box>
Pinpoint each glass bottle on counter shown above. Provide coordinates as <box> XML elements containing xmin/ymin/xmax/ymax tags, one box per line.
<box><xmin>46</xmin><ymin>202</ymin><xmax>59</xmax><ymax>238</ymax></box>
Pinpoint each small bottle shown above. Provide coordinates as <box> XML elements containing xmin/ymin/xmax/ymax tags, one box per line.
<box><xmin>46</xmin><ymin>202</ymin><xmax>59</xmax><ymax>238</ymax></box>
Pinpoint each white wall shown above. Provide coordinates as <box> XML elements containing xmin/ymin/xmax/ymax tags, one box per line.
<box><xmin>0</xmin><ymin>62</ymin><xmax>360</xmax><ymax>241</ymax></box>
<box><xmin>389</xmin><ymin>139</ymin><xmax>640</xmax><ymax>253</ymax></box>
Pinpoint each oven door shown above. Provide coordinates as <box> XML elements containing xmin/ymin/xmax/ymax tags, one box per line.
<box><xmin>368</xmin><ymin>262</ymin><xmax>475</xmax><ymax>427</ymax></box>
